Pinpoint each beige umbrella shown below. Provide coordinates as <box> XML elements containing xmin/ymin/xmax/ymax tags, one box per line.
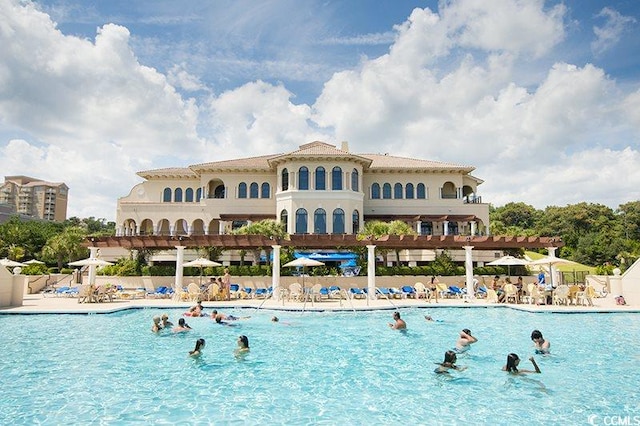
<box><xmin>528</xmin><ymin>256</ymin><xmax>578</xmax><ymax>287</ymax></box>
<box><xmin>68</xmin><ymin>258</ymin><xmax>114</xmax><ymax>286</ymax></box>
<box><xmin>283</xmin><ymin>257</ymin><xmax>325</xmax><ymax>300</ymax></box>
<box><xmin>0</xmin><ymin>258</ymin><xmax>27</xmax><ymax>267</ymax></box>
<box><xmin>24</xmin><ymin>259</ymin><xmax>45</xmax><ymax>265</ymax></box>
<box><xmin>182</xmin><ymin>257</ymin><xmax>222</xmax><ymax>285</ymax></box>
<box><xmin>487</xmin><ymin>255</ymin><xmax>529</xmax><ymax>276</ymax></box>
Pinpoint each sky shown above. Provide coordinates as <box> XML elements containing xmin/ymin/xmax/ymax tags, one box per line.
<box><xmin>1</xmin><ymin>0</ymin><xmax>639</xmax><ymax>222</ymax></box>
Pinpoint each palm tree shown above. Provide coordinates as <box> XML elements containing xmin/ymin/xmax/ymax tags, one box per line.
<box><xmin>42</xmin><ymin>226</ymin><xmax>88</xmax><ymax>270</ymax></box>
<box><xmin>232</xmin><ymin>220</ymin><xmax>288</xmax><ymax>266</ymax></box>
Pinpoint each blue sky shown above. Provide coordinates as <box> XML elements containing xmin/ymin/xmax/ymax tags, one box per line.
<box><xmin>1</xmin><ymin>0</ymin><xmax>639</xmax><ymax>220</ymax></box>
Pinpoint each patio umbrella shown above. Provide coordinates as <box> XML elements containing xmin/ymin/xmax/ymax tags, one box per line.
<box><xmin>68</xmin><ymin>257</ymin><xmax>114</xmax><ymax>286</ymax></box>
<box><xmin>24</xmin><ymin>259</ymin><xmax>45</xmax><ymax>265</ymax></box>
<box><xmin>0</xmin><ymin>258</ymin><xmax>27</xmax><ymax>267</ymax></box>
<box><xmin>486</xmin><ymin>255</ymin><xmax>529</xmax><ymax>276</ymax></box>
<box><xmin>527</xmin><ymin>256</ymin><xmax>578</xmax><ymax>287</ymax></box>
<box><xmin>283</xmin><ymin>257</ymin><xmax>325</xmax><ymax>299</ymax></box>
<box><xmin>182</xmin><ymin>257</ymin><xmax>222</xmax><ymax>285</ymax></box>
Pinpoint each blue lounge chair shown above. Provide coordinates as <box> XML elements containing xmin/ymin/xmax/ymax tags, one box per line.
<box><xmin>388</xmin><ymin>287</ymin><xmax>402</xmax><ymax>299</ymax></box>
<box><xmin>401</xmin><ymin>285</ymin><xmax>416</xmax><ymax>298</ymax></box>
<box><xmin>328</xmin><ymin>286</ymin><xmax>342</xmax><ymax>299</ymax></box>
<box><xmin>349</xmin><ymin>287</ymin><xmax>366</xmax><ymax>299</ymax></box>
<box><xmin>448</xmin><ymin>285</ymin><xmax>464</xmax><ymax>298</ymax></box>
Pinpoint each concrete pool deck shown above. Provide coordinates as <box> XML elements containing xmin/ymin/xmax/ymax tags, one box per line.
<box><xmin>1</xmin><ymin>293</ymin><xmax>638</xmax><ymax>314</ymax></box>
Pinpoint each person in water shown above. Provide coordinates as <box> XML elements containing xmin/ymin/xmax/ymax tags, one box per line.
<box><xmin>151</xmin><ymin>316</ymin><xmax>163</xmax><ymax>333</ymax></box>
<box><xmin>531</xmin><ymin>330</ymin><xmax>550</xmax><ymax>354</ymax></box>
<box><xmin>503</xmin><ymin>353</ymin><xmax>541</xmax><ymax>374</ymax></box>
<box><xmin>173</xmin><ymin>317</ymin><xmax>192</xmax><ymax>333</ymax></box>
<box><xmin>434</xmin><ymin>350</ymin><xmax>466</xmax><ymax>374</ymax></box>
<box><xmin>455</xmin><ymin>329</ymin><xmax>478</xmax><ymax>352</ymax></box>
<box><xmin>388</xmin><ymin>312</ymin><xmax>407</xmax><ymax>330</ymax></box>
<box><xmin>235</xmin><ymin>335</ymin><xmax>250</xmax><ymax>357</ymax></box>
<box><xmin>161</xmin><ymin>313</ymin><xmax>173</xmax><ymax>328</ymax></box>
<box><xmin>189</xmin><ymin>338</ymin><xmax>205</xmax><ymax>357</ymax></box>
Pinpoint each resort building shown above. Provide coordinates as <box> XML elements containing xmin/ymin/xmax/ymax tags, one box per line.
<box><xmin>116</xmin><ymin>141</ymin><xmax>489</xmax><ymax>245</ymax></box>
<box><xmin>0</xmin><ymin>176</ymin><xmax>68</xmax><ymax>222</ymax></box>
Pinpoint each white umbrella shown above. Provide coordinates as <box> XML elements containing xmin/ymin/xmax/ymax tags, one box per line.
<box><xmin>487</xmin><ymin>255</ymin><xmax>529</xmax><ymax>276</ymax></box>
<box><xmin>68</xmin><ymin>258</ymin><xmax>114</xmax><ymax>267</ymax></box>
<box><xmin>68</xmin><ymin>257</ymin><xmax>114</xmax><ymax>286</ymax></box>
<box><xmin>528</xmin><ymin>256</ymin><xmax>578</xmax><ymax>287</ymax></box>
<box><xmin>24</xmin><ymin>259</ymin><xmax>45</xmax><ymax>265</ymax></box>
<box><xmin>182</xmin><ymin>257</ymin><xmax>222</xmax><ymax>285</ymax></box>
<box><xmin>0</xmin><ymin>258</ymin><xmax>27</xmax><ymax>267</ymax></box>
<box><xmin>283</xmin><ymin>257</ymin><xmax>325</xmax><ymax>301</ymax></box>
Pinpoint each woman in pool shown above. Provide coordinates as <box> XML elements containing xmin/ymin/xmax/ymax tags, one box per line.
<box><xmin>173</xmin><ymin>318</ymin><xmax>192</xmax><ymax>333</ymax></box>
<box><xmin>503</xmin><ymin>353</ymin><xmax>541</xmax><ymax>374</ymax></box>
<box><xmin>189</xmin><ymin>338</ymin><xmax>205</xmax><ymax>357</ymax></box>
<box><xmin>235</xmin><ymin>335</ymin><xmax>250</xmax><ymax>357</ymax></box>
<box><xmin>531</xmin><ymin>330</ymin><xmax>550</xmax><ymax>354</ymax></box>
<box><xmin>455</xmin><ymin>329</ymin><xmax>477</xmax><ymax>352</ymax></box>
<box><xmin>434</xmin><ymin>350</ymin><xmax>466</xmax><ymax>374</ymax></box>
<box><xmin>151</xmin><ymin>316</ymin><xmax>163</xmax><ymax>333</ymax></box>
<box><xmin>161</xmin><ymin>313</ymin><xmax>173</xmax><ymax>328</ymax></box>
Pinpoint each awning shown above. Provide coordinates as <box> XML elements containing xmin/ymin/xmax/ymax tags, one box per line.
<box><xmin>294</xmin><ymin>251</ymin><xmax>358</xmax><ymax>261</ymax></box>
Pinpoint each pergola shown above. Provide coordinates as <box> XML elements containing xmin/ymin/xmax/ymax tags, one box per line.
<box><xmin>85</xmin><ymin>234</ymin><xmax>563</xmax><ymax>301</ymax></box>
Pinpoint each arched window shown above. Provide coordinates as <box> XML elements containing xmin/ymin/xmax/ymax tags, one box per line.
<box><xmin>405</xmin><ymin>183</ymin><xmax>414</xmax><ymax>199</ymax></box>
<box><xmin>417</xmin><ymin>183</ymin><xmax>426</xmax><ymax>199</ymax></box>
<box><xmin>333</xmin><ymin>208</ymin><xmax>345</xmax><ymax>234</ymax></box>
<box><xmin>261</xmin><ymin>182</ymin><xmax>270</xmax><ymax>198</ymax></box>
<box><xmin>280</xmin><ymin>209</ymin><xmax>288</xmax><ymax>233</ymax></box>
<box><xmin>238</xmin><ymin>183</ymin><xmax>247</xmax><ymax>199</ymax></box>
<box><xmin>382</xmin><ymin>183</ymin><xmax>392</xmax><ymax>199</ymax></box>
<box><xmin>295</xmin><ymin>208</ymin><xmax>308</xmax><ymax>234</ymax></box>
<box><xmin>249</xmin><ymin>182</ymin><xmax>259</xmax><ymax>198</ymax></box>
<box><xmin>315</xmin><ymin>167</ymin><xmax>326</xmax><ymax>190</ymax></box>
<box><xmin>163</xmin><ymin>188</ymin><xmax>171</xmax><ymax>202</ymax></box>
<box><xmin>371</xmin><ymin>183</ymin><xmax>381</xmax><ymax>199</ymax></box>
<box><xmin>331</xmin><ymin>166</ymin><xmax>342</xmax><ymax>190</ymax></box>
<box><xmin>213</xmin><ymin>185</ymin><xmax>225</xmax><ymax>198</ymax></box>
<box><xmin>314</xmin><ymin>208</ymin><xmax>327</xmax><ymax>234</ymax></box>
<box><xmin>298</xmin><ymin>166</ymin><xmax>309</xmax><ymax>190</ymax></box>
<box><xmin>351</xmin><ymin>169</ymin><xmax>359</xmax><ymax>192</ymax></box>
<box><xmin>394</xmin><ymin>183</ymin><xmax>403</xmax><ymax>199</ymax></box>
<box><xmin>185</xmin><ymin>188</ymin><xmax>194</xmax><ymax>202</ymax></box>
<box><xmin>282</xmin><ymin>168</ymin><xmax>289</xmax><ymax>191</ymax></box>
<box><xmin>174</xmin><ymin>188</ymin><xmax>183</xmax><ymax>202</ymax></box>
<box><xmin>352</xmin><ymin>210</ymin><xmax>360</xmax><ymax>234</ymax></box>
<box><xmin>196</xmin><ymin>188</ymin><xmax>202</xmax><ymax>202</ymax></box>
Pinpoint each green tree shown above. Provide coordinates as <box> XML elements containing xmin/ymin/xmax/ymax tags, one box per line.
<box><xmin>233</xmin><ymin>219</ymin><xmax>288</xmax><ymax>266</ymax></box>
<box><xmin>388</xmin><ymin>220</ymin><xmax>417</xmax><ymax>266</ymax></box>
<box><xmin>42</xmin><ymin>226</ymin><xmax>88</xmax><ymax>269</ymax></box>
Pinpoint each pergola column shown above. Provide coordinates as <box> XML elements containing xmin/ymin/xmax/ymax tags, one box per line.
<box><xmin>367</xmin><ymin>245</ymin><xmax>376</xmax><ymax>299</ymax></box>
<box><xmin>88</xmin><ymin>247</ymin><xmax>99</xmax><ymax>285</ymax></box>
<box><xmin>174</xmin><ymin>246</ymin><xmax>185</xmax><ymax>290</ymax></box>
<box><xmin>547</xmin><ymin>246</ymin><xmax>558</xmax><ymax>286</ymax></box>
<box><xmin>463</xmin><ymin>245</ymin><xmax>475</xmax><ymax>298</ymax></box>
<box><xmin>443</xmin><ymin>221</ymin><xmax>449</xmax><ymax>236</ymax></box>
<box><xmin>470</xmin><ymin>221</ymin><xmax>477</xmax><ymax>236</ymax></box>
<box><xmin>271</xmin><ymin>245</ymin><xmax>281</xmax><ymax>300</ymax></box>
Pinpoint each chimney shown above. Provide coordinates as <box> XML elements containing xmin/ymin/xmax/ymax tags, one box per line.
<box><xmin>341</xmin><ymin>141</ymin><xmax>349</xmax><ymax>152</ymax></box>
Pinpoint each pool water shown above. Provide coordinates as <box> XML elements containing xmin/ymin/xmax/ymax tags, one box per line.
<box><xmin>1</xmin><ymin>307</ymin><xmax>639</xmax><ymax>425</ymax></box>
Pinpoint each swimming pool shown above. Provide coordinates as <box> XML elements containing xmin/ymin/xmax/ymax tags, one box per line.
<box><xmin>1</xmin><ymin>307</ymin><xmax>638</xmax><ymax>425</ymax></box>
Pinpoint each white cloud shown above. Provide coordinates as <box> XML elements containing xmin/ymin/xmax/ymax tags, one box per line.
<box><xmin>591</xmin><ymin>7</ymin><xmax>636</xmax><ymax>56</ymax></box>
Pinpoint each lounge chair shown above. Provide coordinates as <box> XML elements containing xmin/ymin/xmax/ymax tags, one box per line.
<box><xmin>552</xmin><ymin>285</ymin><xmax>569</xmax><ymax>305</ymax></box>
<box><xmin>229</xmin><ymin>284</ymin><xmax>241</xmax><ymax>299</ymax></box>
<box><xmin>504</xmin><ymin>283</ymin><xmax>519</xmax><ymax>304</ymax></box>
<box><xmin>328</xmin><ymin>285</ymin><xmax>342</xmax><ymax>299</ymax></box>
<box><xmin>401</xmin><ymin>285</ymin><xmax>416</xmax><ymax>298</ymax></box>
<box><xmin>485</xmin><ymin>289</ymin><xmax>499</xmax><ymax>303</ymax></box>
<box><xmin>414</xmin><ymin>282</ymin><xmax>429</xmax><ymax>299</ymax></box>
<box><xmin>348</xmin><ymin>287</ymin><xmax>366</xmax><ymax>299</ymax></box>
<box><xmin>288</xmin><ymin>283</ymin><xmax>302</xmax><ymax>301</ymax></box>
<box><xmin>388</xmin><ymin>287</ymin><xmax>403</xmax><ymax>299</ymax></box>
<box><xmin>187</xmin><ymin>282</ymin><xmax>202</xmax><ymax>302</ymax></box>
<box><xmin>318</xmin><ymin>287</ymin><xmax>330</xmax><ymax>300</ymax></box>
<box><xmin>448</xmin><ymin>285</ymin><xmax>464</xmax><ymax>298</ymax></box>
<box><xmin>376</xmin><ymin>287</ymin><xmax>392</xmax><ymax>298</ymax></box>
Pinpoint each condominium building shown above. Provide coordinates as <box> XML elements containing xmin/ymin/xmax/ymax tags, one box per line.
<box><xmin>116</xmin><ymin>141</ymin><xmax>489</xmax><ymax>239</ymax></box>
<box><xmin>0</xmin><ymin>176</ymin><xmax>69</xmax><ymax>222</ymax></box>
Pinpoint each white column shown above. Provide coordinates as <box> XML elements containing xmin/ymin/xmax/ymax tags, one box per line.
<box><xmin>88</xmin><ymin>247</ymin><xmax>99</xmax><ymax>285</ymax></box>
<box><xmin>203</xmin><ymin>224</ymin><xmax>209</xmax><ymax>235</ymax></box>
<box><xmin>443</xmin><ymin>221</ymin><xmax>449</xmax><ymax>236</ymax></box>
<box><xmin>463</xmin><ymin>245</ymin><xmax>474</xmax><ymax>298</ymax></box>
<box><xmin>272</xmin><ymin>245</ymin><xmax>281</xmax><ymax>300</ymax></box>
<box><xmin>416</xmin><ymin>220</ymin><xmax>422</xmax><ymax>234</ymax></box>
<box><xmin>470</xmin><ymin>221</ymin><xmax>477</xmax><ymax>236</ymax></box>
<box><xmin>547</xmin><ymin>246</ymin><xmax>558</xmax><ymax>286</ymax></box>
<box><xmin>218</xmin><ymin>221</ymin><xmax>225</xmax><ymax>235</ymax></box>
<box><xmin>174</xmin><ymin>246</ymin><xmax>185</xmax><ymax>290</ymax></box>
<box><xmin>610</xmin><ymin>268</ymin><xmax>623</xmax><ymax>297</ymax></box>
<box><xmin>367</xmin><ymin>245</ymin><xmax>377</xmax><ymax>299</ymax></box>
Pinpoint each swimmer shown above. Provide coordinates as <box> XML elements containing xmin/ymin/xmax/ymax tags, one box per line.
<box><xmin>434</xmin><ymin>350</ymin><xmax>467</xmax><ymax>374</ymax></box>
<box><xmin>388</xmin><ymin>312</ymin><xmax>406</xmax><ymax>330</ymax></box>
<box><xmin>210</xmin><ymin>310</ymin><xmax>250</xmax><ymax>321</ymax></box>
<box><xmin>531</xmin><ymin>330</ymin><xmax>550</xmax><ymax>354</ymax></box>
<box><xmin>173</xmin><ymin>317</ymin><xmax>192</xmax><ymax>333</ymax></box>
<box><xmin>503</xmin><ymin>353</ymin><xmax>541</xmax><ymax>374</ymax></box>
<box><xmin>455</xmin><ymin>329</ymin><xmax>477</xmax><ymax>352</ymax></box>
<box><xmin>214</xmin><ymin>316</ymin><xmax>236</xmax><ymax>326</ymax></box>
<box><xmin>151</xmin><ymin>316</ymin><xmax>163</xmax><ymax>333</ymax></box>
<box><xmin>235</xmin><ymin>335</ymin><xmax>250</xmax><ymax>357</ymax></box>
<box><xmin>271</xmin><ymin>316</ymin><xmax>279</xmax><ymax>322</ymax></box>
<box><xmin>425</xmin><ymin>315</ymin><xmax>443</xmax><ymax>322</ymax></box>
<box><xmin>186</xmin><ymin>301</ymin><xmax>205</xmax><ymax>317</ymax></box>
<box><xmin>189</xmin><ymin>338</ymin><xmax>205</xmax><ymax>357</ymax></box>
<box><xmin>161</xmin><ymin>313</ymin><xmax>173</xmax><ymax>328</ymax></box>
